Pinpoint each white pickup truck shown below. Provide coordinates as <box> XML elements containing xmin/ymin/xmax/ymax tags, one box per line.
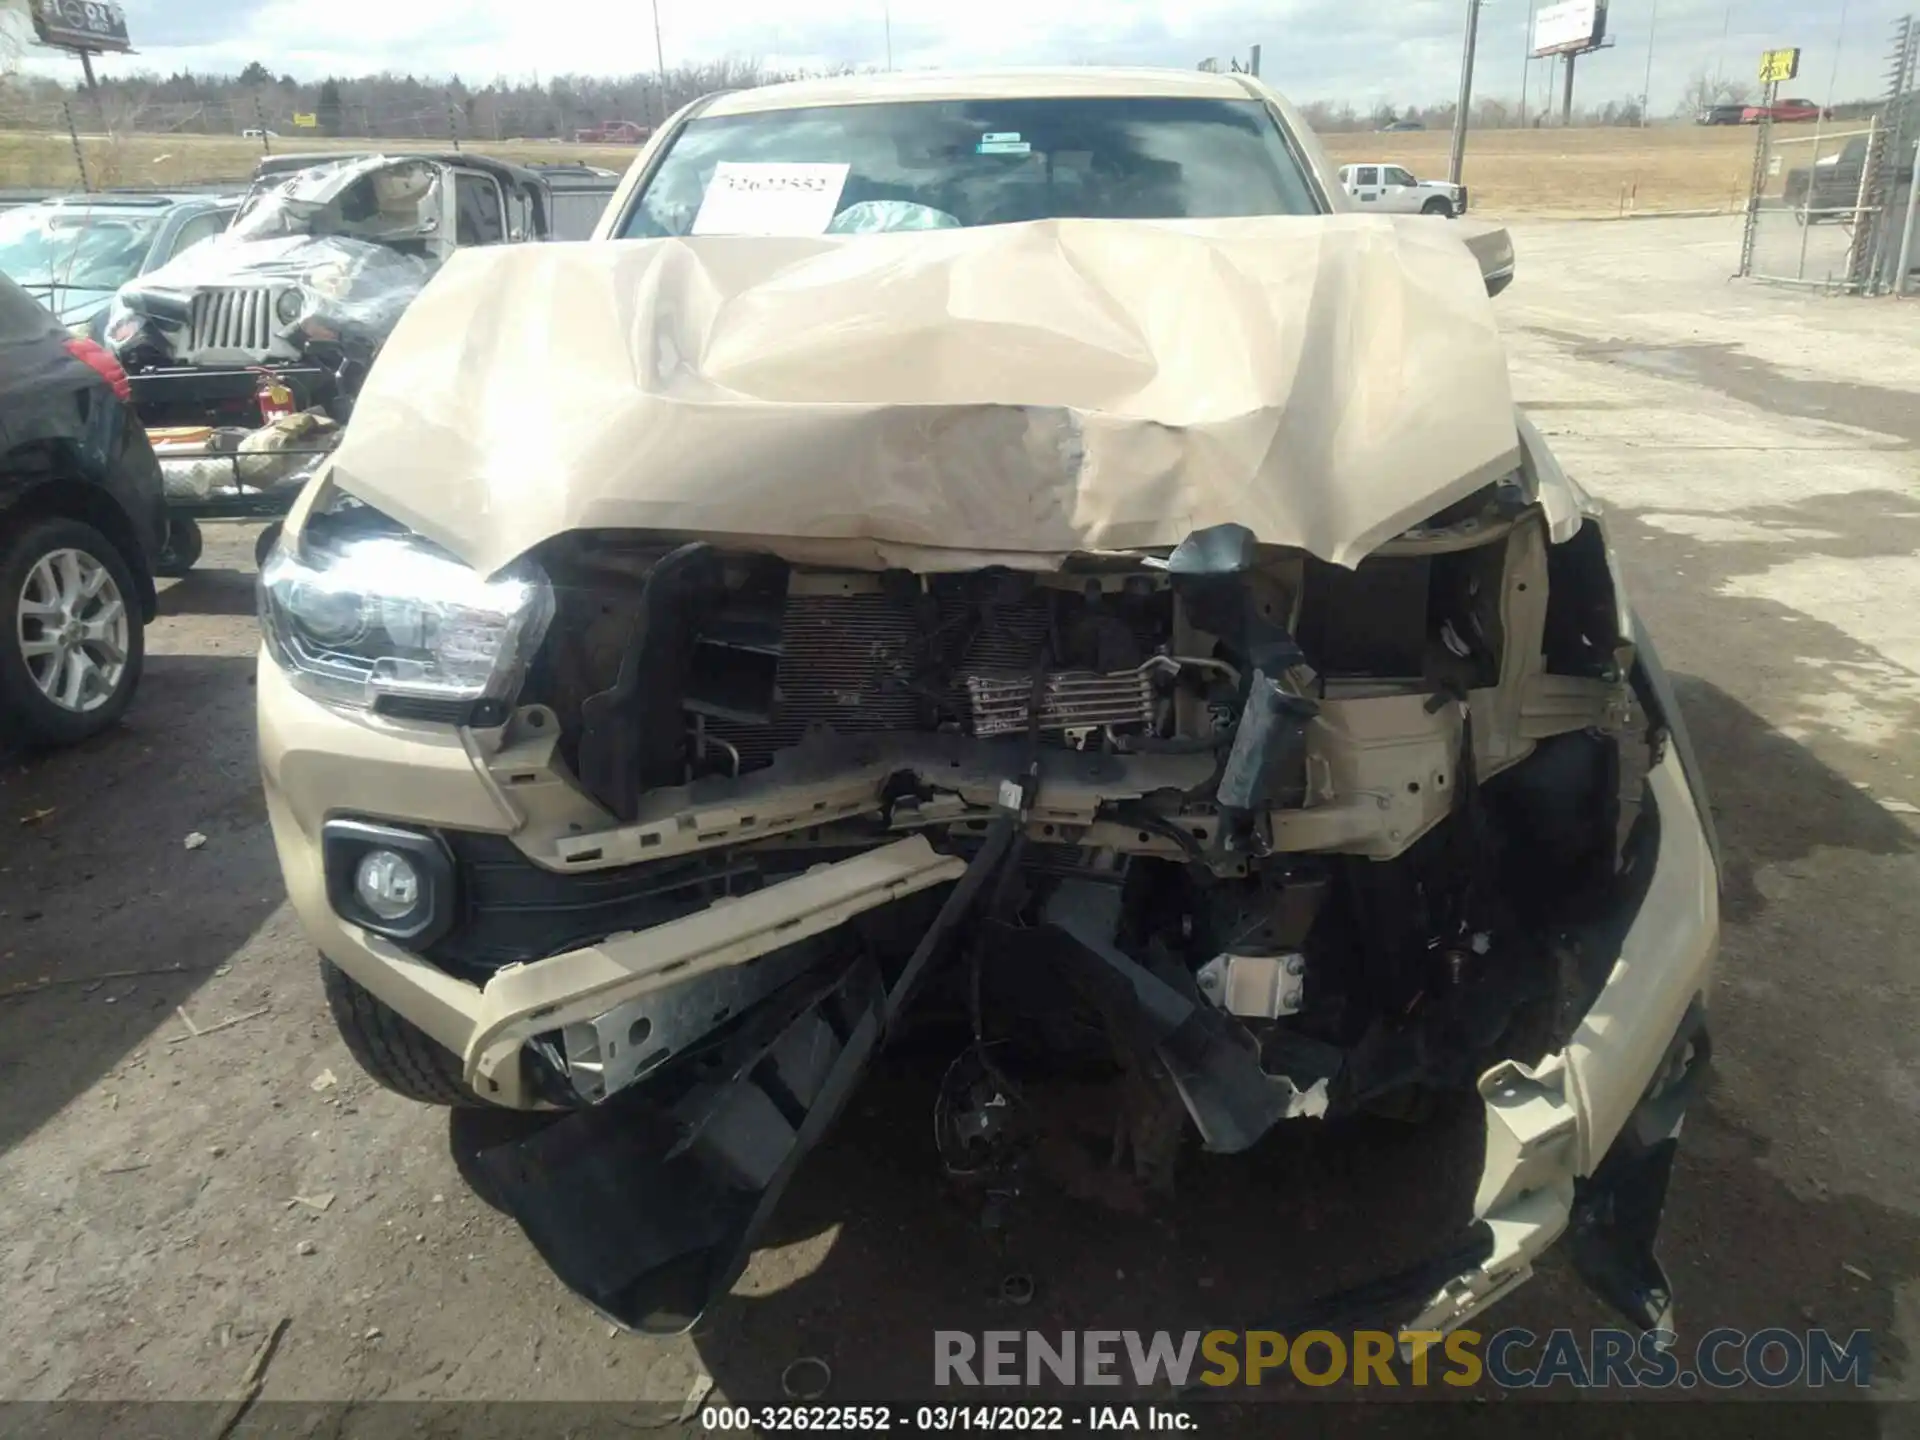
<box><xmin>1337</xmin><ymin>163</ymin><xmax>1466</xmax><ymax>217</ymax></box>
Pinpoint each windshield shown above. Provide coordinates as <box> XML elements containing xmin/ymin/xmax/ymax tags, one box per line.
<box><xmin>231</xmin><ymin>160</ymin><xmax>443</xmax><ymax>255</ymax></box>
<box><xmin>0</xmin><ymin>206</ymin><xmax>162</xmax><ymax>291</ymax></box>
<box><xmin>624</xmin><ymin>96</ymin><xmax>1322</xmax><ymax>238</ymax></box>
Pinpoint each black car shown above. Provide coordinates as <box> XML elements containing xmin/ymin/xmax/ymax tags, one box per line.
<box><xmin>1698</xmin><ymin>103</ymin><xmax>1746</xmax><ymax>125</ymax></box>
<box><xmin>0</xmin><ymin>272</ymin><xmax>165</xmax><ymax>746</ymax></box>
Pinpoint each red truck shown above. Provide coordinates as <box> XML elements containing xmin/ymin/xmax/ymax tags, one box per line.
<box><xmin>573</xmin><ymin>119</ymin><xmax>650</xmax><ymax>144</ymax></box>
<box><xmin>1742</xmin><ymin>98</ymin><xmax>1826</xmax><ymax>124</ymax></box>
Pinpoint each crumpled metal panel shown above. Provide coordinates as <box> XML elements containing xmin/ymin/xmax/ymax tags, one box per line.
<box><xmin>329</xmin><ymin>214</ymin><xmax>1520</xmax><ymax>575</ymax></box>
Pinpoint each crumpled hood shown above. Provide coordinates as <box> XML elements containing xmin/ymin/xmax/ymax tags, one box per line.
<box><xmin>121</xmin><ymin>233</ymin><xmax>433</xmax><ymax>308</ymax></box>
<box><xmin>330</xmin><ymin>214</ymin><xmax>1521</xmax><ymax>574</ymax></box>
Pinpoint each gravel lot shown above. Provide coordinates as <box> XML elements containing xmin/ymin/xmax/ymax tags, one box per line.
<box><xmin>2</xmin><ymin>217</ymin><xmax>1916</xmax><ymax>1428</ymax></box>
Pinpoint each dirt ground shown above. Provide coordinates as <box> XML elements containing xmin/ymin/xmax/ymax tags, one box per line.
<box><xmin>0</xmin><ymin>119</ymin><xmax>1816</xmax><ymax>218</ymax></box>
<box><xmin>2</xmin><ymin>218</ymin><xmax>1918</xmax><ymax>1432</ymax></box>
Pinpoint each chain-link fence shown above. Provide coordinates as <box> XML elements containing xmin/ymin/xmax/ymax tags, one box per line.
<box><xmin>1742</xmin><ymin>125</ymin><xmax>1881</xmax><ymax>292</ymax></box>
<box><xmin>1738</xmin><ymin>13</ymin><xmax>1920</xmax><ymax>296</ymax></box>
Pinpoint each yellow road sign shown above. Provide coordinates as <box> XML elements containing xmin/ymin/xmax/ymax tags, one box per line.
<box><xmin>1759</xmin><ymin>48</ymin><xmax>1801</xmax><ymax>83</ymax></box>
<box><xmin>293</xmin><ymin>112</ymin><xmax>318</xmax><ymax>128</ymax></box>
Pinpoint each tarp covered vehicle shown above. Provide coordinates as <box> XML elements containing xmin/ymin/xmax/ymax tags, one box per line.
<box><xmin>107</xmin><ymin>153</ymin><xmax>608</xmax><ymax>571</ymax></box>
<box><xmin>104</xmin><ymin>153</ymin><xmax>552</xmax><ymax>417</ymax></box>
<box><xmin>258</xmin><ymin>70</ymin><xmax>1717</xmax><ymax>1342</ymax></box>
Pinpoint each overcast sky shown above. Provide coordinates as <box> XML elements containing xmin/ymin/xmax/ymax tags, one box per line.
<box><xmin>34</xmin><ymin>1</ymin><xmax>1909</xmax><ymax>111</ymax></box>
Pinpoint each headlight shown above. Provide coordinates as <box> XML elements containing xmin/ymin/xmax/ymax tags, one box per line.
<box><xmin>275</xmin><ymin>287</ymin><xmax>306</xmax><ymax>324</ymax></box>
<box><xmin>103</xmin><ymin>297</ymin><xmax>146</xmax><ymax>350</ymax></box>
<box><xmin>259</xmin><ymin>506</ymin><xmax>552</xmax><ymax>721</ymax></box>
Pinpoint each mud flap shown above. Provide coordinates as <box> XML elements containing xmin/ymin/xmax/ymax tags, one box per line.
<box><xmin>1568</xmin><ymin>1003</ymin><xmax>1711</xmax><ymax>1334</ymax></box>
<box><xmin>466</xmin><ymin>959</ymin><xmax>887</xmax><ymax>1334</ymax></box>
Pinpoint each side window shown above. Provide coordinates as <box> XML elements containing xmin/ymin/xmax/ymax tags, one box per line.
<box><xmin>454</xmin><ymin>172</ymin><xmax>507</xmax><ymax>245</ymax></box>
<box><xmin>167</xmin><ymin>210</ymin><xmax>230</xmax><ymax>262</ymax></box>
<box><xmin>505</xmin><ymin>188</ymin><xmax>533</xmax><ymax>241</ymax></box>
<box><xmin>1385</xmin><ymin>167</ymin><xmax>1417</xmax><ymax>188</ymax></box>
<box><xmin>1356</xmin><ymin>167</ymin><xmax>1379</xmax><ymax>187</ymax></box>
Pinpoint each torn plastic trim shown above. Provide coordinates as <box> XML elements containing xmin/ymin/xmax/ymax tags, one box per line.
<box><xmin>1045</xmin><ymin>879</ymin><xmax>1328</xmax><ymax>1153</ymax></box>
<box><xmin>1403</xmin><ymin>747</ymin><xmax>1717</xmax><ymax>1338</ymax></box>
<box><xmin>1215</xmin><ymin>747</ymin><xmax>1715</xmax><ymax>1346</ymax></box>
<box><xmin>464</xmin><ymin>956</ymin><xmax>890</xmax><ymax>1333</ymax></box>
<box><xmin>1569</xmin><ymin>1001</ymin><xmax>1711</xmax><ymax>1333</ymax></box>
<box><xmin>462</xmin><ymin>835</ymin><xmax>965</xmax><ymax>1106</ymax></box>
<box><xmin>465</xmin><ymin>796</ymin><xmax>1030</xmax><ymax>1331</ymax></box>
<box><xmin>1630</xmin><ymin>611</ymin><xmax>1721</xmax><ymax>880</ymax></box>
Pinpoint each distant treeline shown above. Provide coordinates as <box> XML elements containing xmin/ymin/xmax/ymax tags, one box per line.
<box><xmin>0</xmin><ymin>59</ymin><xmax>1889</xmax><ymax>139</ymax></box>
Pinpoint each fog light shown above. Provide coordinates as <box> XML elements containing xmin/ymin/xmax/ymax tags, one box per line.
<box><xmin>321</xmin><ymin>820</ymin><xmax>453</xmax><ymax>946</ymax></box>
<box><xmin>354</xmin><ymin>848</ymin><xmax>420</xmax><ymax>921</ymax></box>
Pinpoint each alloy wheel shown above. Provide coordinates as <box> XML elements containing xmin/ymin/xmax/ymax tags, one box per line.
<box><xmin>17</xmin><ymin>546</ymin><xmax>130</xmax><ymax>714</ymax></box>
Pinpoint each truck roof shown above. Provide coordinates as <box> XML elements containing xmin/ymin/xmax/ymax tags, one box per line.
<box><xmin>249</xmin><ymin>151</ymin><xmax>545</xmax><ymax>190</ymax></box>
<box><xmin>701</xmin><ymin>67</ymin><xmax>1260</xmax><ymax>117</ymax></box>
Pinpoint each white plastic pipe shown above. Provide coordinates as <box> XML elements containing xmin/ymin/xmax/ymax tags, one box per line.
<box><xmin>1899</xmin><ymin>140</ymin><xmax>1920</xmax><ymax>297</ymax></box>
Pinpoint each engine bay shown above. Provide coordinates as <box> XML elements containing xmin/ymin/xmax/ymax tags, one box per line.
<box><xmin>463</xmin><ymin>495</ymin><xmax>1650</xmax><ymax>1133</ymax></box>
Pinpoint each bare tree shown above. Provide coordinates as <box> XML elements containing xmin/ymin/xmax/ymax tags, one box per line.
<box><xmin>1677</xmin><ymin>68</ymin><xmax>1752</xmax><ymax>118</ymax></box>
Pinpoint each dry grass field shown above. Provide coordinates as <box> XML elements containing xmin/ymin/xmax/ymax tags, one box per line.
<box><xmin>0</xmin><ymin>119</ymin><xmax>1826</xmax><ymax>218</ymax></box>
<box><xmin>1318</xmin><ymin>122</ymin><xmax>1781</xmax><ymax>216</ymax></box>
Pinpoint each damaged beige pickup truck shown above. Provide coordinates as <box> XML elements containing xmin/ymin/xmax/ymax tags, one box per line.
<box><xmin>257</xmin><ymin>69</ymin><xmax>1717</xmax><ymax>1339</ymax></box>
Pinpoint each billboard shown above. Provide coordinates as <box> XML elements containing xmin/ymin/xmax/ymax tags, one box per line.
<box><xmin>29</xmin><ymin>0</ymin><xmax>131</xmax><ymax>53</ymax></box>
<box><xmin>1759</xmin><ymin>48</ymin><xmax>1801</xmax><ymax>83</ymax></box>
<box><xmin>1532</xmin><ymin>0</ymin><xmax>1606</xmax><ymax>58</ymax></box>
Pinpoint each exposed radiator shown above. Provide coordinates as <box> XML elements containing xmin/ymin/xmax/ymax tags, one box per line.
<box><xmin>188</xmin><ymin>287</ymin><xmax>276</xmax><ymax>356</ymax></box>
<box><xmin>965</xmin><ymin>669</ymin><xmax>1157</xmax><ymax>738</ymax></box>
<box><xmin>697</xmin><ymin>590</ymin><xmax>1158</xmax><ymax>771</ymax></box>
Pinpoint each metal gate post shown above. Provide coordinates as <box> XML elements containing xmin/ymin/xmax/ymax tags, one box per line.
<box><xmin>1738</xmin><ymin>79</ymin><xmax>1780</xmax><ymax>277</ymax></box>
<box><xmin>1838</xmin><ymin>117</ymin><xmax>1879</xmax><ymax>287</ymax></box>
<box><xmin>1899</xmin><ymin>140</ymin><xmax>1920</xmax><ymax>294</ymax></box>
<box><xmin>1861</xmin><ymin>15</ymin><xmax>1919</xmax><ymax>291</ymax></box>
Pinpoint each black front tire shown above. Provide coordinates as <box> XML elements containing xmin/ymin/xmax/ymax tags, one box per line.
<box><xmin>0</xmin><ymin>516</ymin><xmax>146</xmax><ymax>748</ymax></box>
<box><xmin>321</xmin><ymin>957</ymin><xmax>492</xmax><ymax>1108</ymax></box>
<box><xmin>155</xmin><ymin>516</ymin><xmax>203</xmax><ymax>578</ymax></box>
<box><xmin>1422</xmin><ymin>197</ymin><xmax>1454</xmax><ymax>217</ymax></box>
<box><xmin>254</xmin><ymin>521</ymin><xmax>283</xmax><ymax>571</ymax></box>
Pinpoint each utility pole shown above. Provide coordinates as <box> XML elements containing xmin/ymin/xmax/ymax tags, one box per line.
<box><xmin>651</xmin><ymin>0</ymin><xmax>668</xmax><ymax>127</ymax></box>
<box><xmin>1641</xmin><ymin>0</ymin><xmax>1660</xmax><ymax>126</ymax></box>
<box><xmin>1249</xmin><ymin>43</ymin><xmax>1261</xmax><ymax>77</ymax></box>
<box><xmin>1449</xmin><ymin>0</ymin><xmax>1483</xmax><ymax>186</ymax></box>
<box><xmin>1521</xmin><ymin>0</ymin><xmax>1538</xmax><ymax>128</ymax></box>
<box><xmin>884</xmin><ymin>3</ymin><xmax>893</xmax><ymax>70</ymax></box>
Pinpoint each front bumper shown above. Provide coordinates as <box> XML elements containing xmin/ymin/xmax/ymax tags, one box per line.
<box><xmin>261</xmin><ymin>643</ymin><xmax>1717</xmax><ymax>1330</ymax></box>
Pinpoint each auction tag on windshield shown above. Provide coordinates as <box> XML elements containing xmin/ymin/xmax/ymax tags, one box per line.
<box><xmin>692</xmin><ymin>162</ymin><xmax>852</xmax><ymax>236</ymax></box>
<box><xmin>977</xmin><ymin>131</ymin><xmax>1031</xmax><ymax>155</ymax></box>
